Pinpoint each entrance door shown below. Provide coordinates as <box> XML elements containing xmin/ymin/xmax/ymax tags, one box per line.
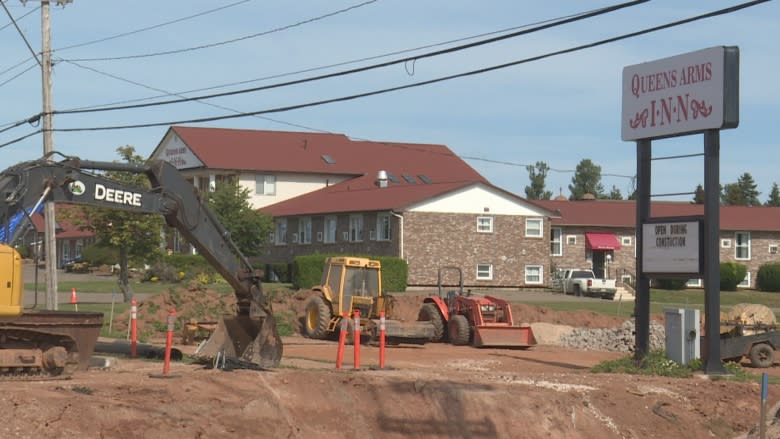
<box><xmin>592</xmin><ymin>251</ymin><xmax>606</xmax><ymax>278</ymax></box>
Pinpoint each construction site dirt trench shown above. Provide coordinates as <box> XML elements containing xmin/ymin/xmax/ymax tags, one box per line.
<box><xmin>7</xmin><ymin>281</ymin><xmax>780</xmax><ymax>439</ymax></box>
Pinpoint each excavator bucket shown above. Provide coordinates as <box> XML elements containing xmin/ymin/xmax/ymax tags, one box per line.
<box><xmin>472</xmin><ymin>323</ymin><xmax>537</xmax><ymax>348</ymax></box>
<box><xmin>194</xmin><ymin>313</ymin><xmax>282</xmax><ymax>369</ymax></box>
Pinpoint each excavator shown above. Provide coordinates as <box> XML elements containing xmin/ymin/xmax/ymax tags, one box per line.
<box><xmin>0</xmin><ymin>153</ymin><xmax>282</xmax><ymax>379</ymax></box>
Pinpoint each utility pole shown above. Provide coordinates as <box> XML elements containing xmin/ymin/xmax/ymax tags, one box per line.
<box><xmin>40</xmin><ymin>0</ymin><xmax>58</xmax><ymax>310</ymax></box>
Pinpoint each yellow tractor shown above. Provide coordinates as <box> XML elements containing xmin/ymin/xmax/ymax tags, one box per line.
<box><xmin>302</xmin><ymin>256</ymin><xmax>432</xmax><ymax>343</ymax></box>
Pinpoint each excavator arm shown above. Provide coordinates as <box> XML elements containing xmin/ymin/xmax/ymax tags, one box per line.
<box><xmin>0</xmin><ymin>154</ymin><xmax>282</xmax><ymax>368</ymax></box>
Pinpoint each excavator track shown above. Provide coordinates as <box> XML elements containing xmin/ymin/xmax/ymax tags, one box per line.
<box><xmin>0</xmin><ymin>311</ymin><xmax>103</xmax><ymax>381</ymax></box>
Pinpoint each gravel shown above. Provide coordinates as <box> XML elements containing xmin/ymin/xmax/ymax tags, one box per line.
<box><xmin>558</xmin><ymin>320</ymin><xmax>666</xmax><ymax>353</ymax></box>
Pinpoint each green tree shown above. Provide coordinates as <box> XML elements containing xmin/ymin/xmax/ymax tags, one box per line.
<box><xmin>568</xmin><ymin>159</ymin><xmax>605</xmax><ymax>200</ymax></box>
<box><xmin>524</xmin><ymin>161</ymin><xmax>553</xmax><ymax>200</ymax></box>
<box><xmin>766</xmin><ymin>182</ymin><xmax>780</xmax><ymax>207</ymax></box>
<box><xmin>78</xmin><ymin>146</ymin><xmax>165</xmax><ymax>302</ymax></box>
<box><xmin>720</xmin><ymin>183</ymin><xmax>742</xmax><ymax>205</ymax></box>
<box><xmin>692</xmin><ymin>184</ymin><xmax>705</xmax><ymax>204</ymax></box>
<box><xmin>206</xmin><ymin>181</ymin><xmax>273</xmax><ymax>256</ymax></box>
<box><xmin>722</xmin><ymin>173</ymin><xmax>760</xmax><ymax>206</ymax></box>
<box><xmin>607</xmin><ymin>185</ymin><xmax>623</xmax><ymax>200</ymax></box>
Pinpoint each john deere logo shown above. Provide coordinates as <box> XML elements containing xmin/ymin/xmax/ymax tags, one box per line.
<box><xmin>68</xmin><ymin>181</ymin><xmax>86</xmax><ymax>195</ymax></box>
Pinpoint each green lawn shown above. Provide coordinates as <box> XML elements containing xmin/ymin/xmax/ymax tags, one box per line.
<box><xmin>515</xmin><ymin>288</ymin><xmax>780</xmax><ymax>319</ymax></box>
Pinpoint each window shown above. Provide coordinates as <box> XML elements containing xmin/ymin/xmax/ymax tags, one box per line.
<box><xmin>770</xmin><ymin>244</ymin><xmax>778</xmax><ymax>255</ymax></box>
<box><xmin>525</xmin><ymin>265</ymin><xmax>543</xmax><ymax>285</ymax></box>
<box><xmin>721</xmin><ymin>239</ymin><xmax>731</xmax><ymax>248</ymax></box>
<box><xmin>621</xmin><ymin>236</ymin><xmax>633</xmax><ymax>246</ymax></box>
<box><xmin>477</xmin><ymin>216</ymin><xmax>493</xmax><ymax>233</ymax></box>
<box><xmin>621</xmin><ymin>274</ymin><xmax>634</xmax><ymax>286</ymax></box>
<box><xmin>735</xmin><ymin>232</ymin><xmax>751</xmax><ymax>260</ymax></box>
<box><xmin>323</xmin><ymin>216</ymin><xmax>337</xmax><ymax>243</ymax></box>
<box><xmin>255</xmin><ymin>175</ymin><xmax>276</xmax><ymax>195</ymax></box>
<box><xmin>738</xmin><ymin>271</ymin><xmax>752</xmax><ymax>288</ymax></box>
<box><xmin>274</xmin><ymin>219</ymin><xmax>287</xmax><ymax>245</ymax></box>
<box><xmin>476</xmin><ymin>264</ymin><xmax>493</xmax><ymax>280</ymax></box>
<box><xmin>687</xmin><ymin>278</ymin><xmax>702</xmax><ymax>287</ymax></box>
<box><xmin>566</xmin><ymin>235</ymin><xmax>577</xmax><ymax>245</ymax></box>
<box><xmin>349</xmin><ymin>215</ymin><xmax>363</xmax><ymax>242</ymax></box>
<box><xmin>551</xmin><ymin>227</ymin><xmax>562</xmax><ymax>256</ymax></box>
<box><xmin>75</xmin><ymin>240</ymin><xmax>84</xmax><ymax>258</ymax></box>
<box><xmin>376</xmin><ymin>213</ymin><xmax>391</xmax><ymax>241</ymax></box>
<box><xmin>298</xmin><ymin>217</ymin><xmax>312</xmax><ymax>244</ymax></box>
<box><xmin>525</xmin><ymin>218</ymin><xmax>543</xmax><ymax>238</ymax></box>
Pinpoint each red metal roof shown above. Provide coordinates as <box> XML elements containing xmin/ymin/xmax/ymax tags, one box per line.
<box><xmin>536</xmin><ymin>199</ymin><xmax>780</xmax><ymax>231</ymax></box>
<box><xmin>159</xmin><ymin>126</ymin><xmax>493</xmax><ymax>216</ymax></box>
<box><xmin>585</xmin><ymin>232</ymin><xmax>622</xmax><ymax>250</ymax></box>
<box><xmin>161</xmin><ymin>126</ymin><xmax>485</xmax><ymax>180</ymax></box>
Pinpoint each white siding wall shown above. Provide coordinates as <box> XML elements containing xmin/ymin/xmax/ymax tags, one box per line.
<box><xmin>408</xmin><ymin>185</ymin><xmax>550</xmax><ymax>216</ymax></box>
<box><xmin>238</xmin><ymin>173</ymin><xmax>351</xmax><ymax>209</ymax></box>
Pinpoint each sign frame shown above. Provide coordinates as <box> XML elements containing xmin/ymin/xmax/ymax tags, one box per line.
<box><xmin>621</xmin><ymin>46</ymin><xmax>739</xmax><ymax>141</ymax></box>
<box><xmin>641</xmin><ymin>216</ymin><xmax>704</xmax><ymax>277</ymax></box>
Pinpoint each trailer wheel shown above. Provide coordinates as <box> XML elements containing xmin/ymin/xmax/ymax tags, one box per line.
<box><xmin>449</xmin><ymin>314</ymin><xmax>471</xmax><ymax>346</ymax></box>
<box><xmin>749</xmin><ymin>343</ymin><xmax>774</xmax><ymax>368</ymax></box>
<box><xmin>303</xmin><ymin>295</ymin><xmax>332</xmax><ymax>339</ymax></box>
<box><xmin>418</xmin><ymin>303</ymin><xmax>446</xmax><ymax>342</ymax></box>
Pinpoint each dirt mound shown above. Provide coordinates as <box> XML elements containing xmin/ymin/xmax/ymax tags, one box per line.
<box><xmin>116</xmin><ymin>289</ymin><xmax>639</xmax><ymax>341</ymax></box>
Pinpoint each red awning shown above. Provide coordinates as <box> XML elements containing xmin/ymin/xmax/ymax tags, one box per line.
<box><xmin>585</xmin><ymin>232</ymin><xmax>621</xmax><ymax>250</ymax></box>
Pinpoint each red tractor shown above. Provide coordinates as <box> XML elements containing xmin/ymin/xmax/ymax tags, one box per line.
<box><xmin>417</xmin><ymin>267</ymin><xmax>536</xmax><ymax>348</ymax></box>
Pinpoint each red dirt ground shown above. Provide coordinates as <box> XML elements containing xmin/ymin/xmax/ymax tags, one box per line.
<box><xmin>4</xmin><ymin>286</ymin><xmax>779</xmax><ymax>438</ymax></box>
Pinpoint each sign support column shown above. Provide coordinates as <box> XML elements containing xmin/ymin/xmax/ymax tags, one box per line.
<box><xmin>703</xmin><ymin>129</ymin><xmax>726</xmax><ymax>374</ymax></box>
<box><xmin>635</xmin><ymin>139</ymin><xmax>651</xmax><ymax>358</ymax></box>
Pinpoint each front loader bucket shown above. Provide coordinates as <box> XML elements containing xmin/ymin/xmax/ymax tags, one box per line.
<box><xmin>472</xmin><ymin>323</ymin><xmax>537</xmax><ymax>348</ymax></box>
<box><xmin>194</xmin><ymin>313</ymin><xmax>282</xmax><ymax>368</ymax></box>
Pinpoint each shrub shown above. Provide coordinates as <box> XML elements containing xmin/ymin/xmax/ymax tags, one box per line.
<box><xmin>292</xmin><ymin>253</ymin><xmax>408</xmax><ymax>292</ymax></box>
<box><xmin>15</xmin><ymin>245</ymin><xmax>31</xmax><ymax>259</ymax></box>
<box><xmin>757</xmin><ymin>263</ymin><xmax>780</xmax><ymax>292</ymax></box>
<box><xmin>82</xmin><ymin>244</ymin><xmax>119</xmax><ymax>266</ymax></box>
<box><xmin>720</xmin><ymin>262</ymin><xmax>747</xmax><ymax>291</ymax></box>
<box><xmin>652</xmin><ymin>278</ymin><xmax>688</xmax><ymax>290</ymax></box>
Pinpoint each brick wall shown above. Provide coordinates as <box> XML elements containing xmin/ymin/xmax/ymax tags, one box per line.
<box><xmin>403</xmin><ymin>212</ymin><xmax>550</xmax><ymax>287</ymax></box>
<box><xmin>550</xmin><ymin>226</ymin><xmax>637</xmax><ymax>286</ymax></box>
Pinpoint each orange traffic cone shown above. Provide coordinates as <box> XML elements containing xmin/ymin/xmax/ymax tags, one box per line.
<box><xmin>71</xmin><ymin>288</ymin><xmax>78</xmax><ymax>311</ymax></box>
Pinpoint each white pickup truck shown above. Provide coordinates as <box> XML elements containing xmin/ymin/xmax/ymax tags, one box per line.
<box><xmin>556</xmin><ymin>269</ymin><xmax>617</xmax><ymax>300</ymax></box>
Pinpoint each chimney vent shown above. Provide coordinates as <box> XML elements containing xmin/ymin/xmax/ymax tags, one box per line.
<box><xmin>376</xmin><ymin>170</ymin><xmax>388</xmax><ymax>188</ymax></box>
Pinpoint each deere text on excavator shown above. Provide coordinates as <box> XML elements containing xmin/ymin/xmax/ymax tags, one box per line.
<box><xmin>0</xmin><ymin>154</ymin><xmax>282</xmax><ymax>379</ymax></box>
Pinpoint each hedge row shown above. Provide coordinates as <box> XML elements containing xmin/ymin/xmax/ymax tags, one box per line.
<box><xmin>292</xmin><ymin>253</ymin><xmax>408</xmax><ymax>292</ymax></box>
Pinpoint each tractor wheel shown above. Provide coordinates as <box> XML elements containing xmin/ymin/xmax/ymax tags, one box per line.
<box><xmin>418</xmin><ymin>303</ymin><xmax>446</xmax><ymax>342</ymax></box>
<box><xmin>303</xmin><ymin>295</ymin><xmax>332</xmax><ymax>339</ymax></box>
<box><xmin>449</xmin><ymin>314</ymin><xmax>471</xmax><ymax>346</ymax></box>
<box><xmin>749</xmin><ymin>343</ymin><xmax>774</xmax><ymax>368</ymax></box>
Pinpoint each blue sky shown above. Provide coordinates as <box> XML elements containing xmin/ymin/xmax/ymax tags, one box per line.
<box><xmin>1</xmin><ymin>0</ymin><xmax>777</xmax><ymax>202</ymax></box>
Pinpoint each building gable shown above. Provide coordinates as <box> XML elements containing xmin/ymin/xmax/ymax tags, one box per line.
<box><xmin>407</xmin><ymin>184</ymin><xmax>553</xmax><ymax>217</ymax></box>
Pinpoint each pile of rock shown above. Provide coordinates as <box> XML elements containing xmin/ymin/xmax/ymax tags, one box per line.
<box><xmin>558</xmin><ymin>320</ymin><xmax>665</xmax><ymax>353</ymax></box>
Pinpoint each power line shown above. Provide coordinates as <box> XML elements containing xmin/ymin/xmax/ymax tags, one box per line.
<box><xmin>62</xmin><ymin>59</ymin><xmax>334</xmax><ymax>134</ymax></box>
<box><xmin>54</xmin><ymin>0</ymin><xmax>254</xmax><ymax>52</ymax></box>
<box><xmin>0</xmin><ymin>129</ymin><xmax>41</xmax><ymax>149</ymax></box>
<box><xmin>0</xmin><ymin>4</ymin><xmax>39</xmax><ymax>32</ymax></box>
<box><xmin>64</xmin><ymin>0</ymin><xmax>380</xmax><ymax>62</ymax></box>
<box><xmin>54</xmin><ymin>0</ymin><xmax>647</xmax><ymax>116</ymax></box>
<box><xmin>1</xmin><ymin>0</ymin><xmax>42</xmax><ymax>67</ymax></box>
<box><xmin>47</xmin><ymin>0</ymin><xmax>768</xmax><ymax>133</ymax></box>
<box><xmin>55</xmin><ymin>4</ymin><xmax>601</xmax><ymax>113</ymax></box>
<box><xmin>0</xmin><ymin>62</ymin><xmax>37</xmax><ymax>88</ymax></box>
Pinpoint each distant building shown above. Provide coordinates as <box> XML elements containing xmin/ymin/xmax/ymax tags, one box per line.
<box><xmin>536</xmin><ymin>199</ymin><xmax>780</xmax><ymax>289</ymax></box>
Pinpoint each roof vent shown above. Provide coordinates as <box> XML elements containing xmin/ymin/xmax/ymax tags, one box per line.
<box><xmin>376</xmin><ymin>170</ymin><xmax>388</xmax><ymax>188</ymax></box>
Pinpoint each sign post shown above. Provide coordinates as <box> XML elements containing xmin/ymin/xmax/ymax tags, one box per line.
<box><xmin>622</xmin><ymin>46</ymin><xmax>738</xmax><ymax>374</ymax></box>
